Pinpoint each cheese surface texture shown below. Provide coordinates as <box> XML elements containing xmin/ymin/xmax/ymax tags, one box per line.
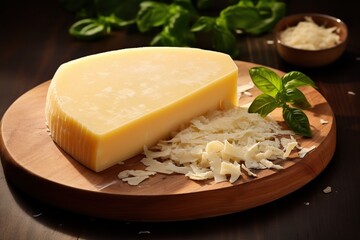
<box><xmin>45</xmin><ymin>47</ymin><xmax>238</xmax><ymax>172</ymax></box>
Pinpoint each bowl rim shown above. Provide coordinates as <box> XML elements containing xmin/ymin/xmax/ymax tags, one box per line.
<box><xmin>275</xmin><ymin>13</ymin><xmax>348</xmax><ymax>53</ymax></box>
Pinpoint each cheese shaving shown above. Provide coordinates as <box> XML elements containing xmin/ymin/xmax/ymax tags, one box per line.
<box><xmin>118</xmin><ymin>107</ymin><xmax>304</xmax><ymax>185</ymax></box>
<box><xmin>298</xmin><ymin>145</ymin><xmax>316</xmax><ymax>158</ymax></box>
<box><xmin>280</xmin><ymin>16</ymin><xmax>340</xmax><ymax>50</ymax></box>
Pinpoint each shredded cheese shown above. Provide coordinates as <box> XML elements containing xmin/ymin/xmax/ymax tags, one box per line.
<box><xmin>118</xmin><ymin>107</ymin><xmax>303</xmax><ymax>185</ymax></box>
<box><xmin>280</xmin><ymin>16</ymin><xmax>340</xmax><ymax>50</ymax></box>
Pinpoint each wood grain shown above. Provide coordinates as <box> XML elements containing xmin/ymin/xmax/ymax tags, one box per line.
<box><xmin>0</xmin><ymin>61</ymin><xmax>336</xmax><ymax>221</ymax></box>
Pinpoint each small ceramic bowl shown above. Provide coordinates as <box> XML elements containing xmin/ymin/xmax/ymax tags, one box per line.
<box><xmin>274</xmin><ymin>13</ymin><xmax>348</xmax><ymax>68</ymax></box>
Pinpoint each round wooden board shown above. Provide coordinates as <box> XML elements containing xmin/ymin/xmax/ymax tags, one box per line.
<box><xmin>0</xmin><ymin>61</ymin><xmax>336</xmax><ymax>221</ymax></box>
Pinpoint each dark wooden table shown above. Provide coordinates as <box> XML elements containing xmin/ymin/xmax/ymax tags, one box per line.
<box><xmin>1</xmin><ymin>1</ymin><xmax>359</xmax><ymax>239</ymax></box>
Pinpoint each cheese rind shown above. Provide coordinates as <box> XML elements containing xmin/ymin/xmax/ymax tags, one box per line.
<box><xmin>45</xmin><ymin>47</ymin><xmax>238</xmax><ymax>172</ymax></box>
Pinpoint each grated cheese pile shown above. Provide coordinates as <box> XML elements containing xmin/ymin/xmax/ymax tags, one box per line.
<box><xmin>119</xmin><ymin>107</ymin><xmax>304</xmax><ymax>185</ymax></box>
<box><xmin>280</xmin><ymin>16</ymin><xmax>340</xmax><ymax>50</ymax></box>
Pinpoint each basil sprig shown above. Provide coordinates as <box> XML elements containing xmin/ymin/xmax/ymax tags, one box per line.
<box><xmin>248</xmin><ymin>67</ymin><xmax>316</xmax><ymax>137</ymax></box>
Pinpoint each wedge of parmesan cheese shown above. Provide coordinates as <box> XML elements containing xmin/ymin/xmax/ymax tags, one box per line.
<box><xmin>46</xmin><ymin>47</ymin><xmax>238</xmax><ymax>172</ymax></box>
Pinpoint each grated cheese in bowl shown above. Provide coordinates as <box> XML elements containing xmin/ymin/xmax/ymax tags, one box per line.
<box><xmin>118</xmin><ymin>107</ymin><xmax>301</xmax><ymax>185</ymax></box>
<box><xmin>280</xmin><ymin>16</ymin><xmax>340</xmax><ymax>50</ymax></box>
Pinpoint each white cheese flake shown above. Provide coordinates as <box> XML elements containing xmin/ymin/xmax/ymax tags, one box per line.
<box><xmin>241</xmin><ymin>164</ymin><xmax>257</xmax><ymax>177</ymax></box>
<box><xmin>118</xmin><ymin>170</ymin><xmax>157</xmax><ymax>186</ymax></box>
<box><xmin>237</xmin><ymin>82</ymin><xmax>254</xmax><ymax>94</ymax></box>
<box><xmin>186</xmin><ymin>165</ymin><xmax>214</xmax><ymax>180</ymax></box>
<box><xmin>243</xmin><ymin>91</ymin><xmax>253</xmax><ymax>97</ymax></box>
<box><xmin>347</xmin><ymin>91</ymin><xmax>356</xmax><ymax>95</ymax></box>
<box><xmin>209</xmin><ymin>152</ymin><xmax>227</xmax><ymax>183</ymax></box>
<box><xmin>122</xmin><ymin>176</ymin><xmax>149</xmax><ymax>186</ymax></box>
<box><xmin>118</xmin><ymin>169</ymin><xmax>156</xmax><ymax>179</ymax></box>
<box><xmin>140</xmin><ymin>158</ymin><xmax>174</xmax><ymax>174</ymax></box>
<box><xmin>220</xmin><ymin>161</ymin><xmax>241</xmax><ymax>183</ymax></box>
<box><xmin>205</xmin><ymin>140</ymin><xmax>224</xmax><ymax>153</ymax></box>
<box><xmin>320</xmin><ymin>119</ymin><xmax>329</xmax><ymax>125</ymax></box>
<box><xmin>323</xmin><ymin>186</ymin><xmax>332</xmax><ymax>194</ymax></box>
<box><xmin>260</xmin><ymin>159</ymin><xmax>284</xmax><ymax>170</ymax></box>
<box><xmin>298</xmin><ymin>145</ymin><xmax>316</xmax><ymax>158</ymax></box>
<box><xmin>283</xmin><ymin>141</ymin><xmax>298</xmax><ymax>158</ymax></box>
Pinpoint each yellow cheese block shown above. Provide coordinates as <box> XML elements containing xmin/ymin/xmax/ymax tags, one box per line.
<box><xmin>45</xmin><ymin>47</ymin><xmax>238</xmax><ymax>172</ymax></box>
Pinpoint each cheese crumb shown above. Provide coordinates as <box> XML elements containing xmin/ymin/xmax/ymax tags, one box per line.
<box><xmin>298</xmin><ymin>145</ymin><xmax>316</xmax><ymax>158</ymax></box>
<box><xmin>243</xmin><ymin>91</ymin><xmax>253</xmax><ymax>97</ymax></box>
<box><xmin>323</xmin><ymin>186</ymin><xmax>332</xmax><ymax>194</ymax></box>
<box><xmin>347</xmin><ymin>91</ymin><xmax>356</xmax><ymax>95</ymax></box>
<box><xmin>320</xmin><ymin>119</ymin><xmax>328</xmax><ymax>125</ymax></box>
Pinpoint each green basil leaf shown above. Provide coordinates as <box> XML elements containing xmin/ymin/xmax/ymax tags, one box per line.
<box><xmin>100</xmin><ymin>15</ymin><xmax>135</xmax><ymax>29</ymax></box>
<box><xmin>248</xmin><ymin>93</ymin><xmax>279</xmax><ymax>117</ymax></box>
<box><xmin>245</xmin><ymin>1</ymin><xmax>285</xmax><ymax>35</ymax></box>
<box><xmin>173</xmin><ymin>0</ymin><xmax>198</xmax><ymax>17</ymax></box>
<box><xmin>218</xmin><ymin>0</ymin><xmax>285</xmax><ymax>35</ymax></box>
<box><xmin>249</xmin><ymin>67</ymin><xmax>283</xmax><ymax>98</ymax></box>
<box><xmin>255</xmin><ymin>0</ymin><xmax>272</xmax><ymax>15</ymax></box>
<box><xmin>212</xmin><ymin>23</ymin><xmax>238</xmax><ymax>58</ymax></box>
<box><xmin>282</xmin><ymin>106</ymin><xmax>312</xmax><ymax>137</ymax></box>
<box><xmin>220</xmin><ymin>5</ymin><xmax>262</xmax><ymax>31</ymax></box>
<box><xmin>152</xmin><ymin>6</ymin><xmax>195</xmax><ymax>47</ymax></box>
<box><xmin>282</xmin><ymin>71</ymin><xmax>317</xmax><ymax>89</ymax></box>
<box><xmin>136</xmin><ymin>1</ymin><xmax>170</xmax><ymax>32</ymax></box>
<box><xmin>150</xmin><ymin>33</ymin><xmax>162</xmax><ymax>46</ymax></box>
<box><xmin>284</xmin><ymin>88</ymin><xmax>311</xmax><ymax>109</ymax></box>
<box><xmin>69</xmin><ymin>18</ymin><xmax>109</xmax><ymax>40</ymax></box>
<box><xmin>191</xmin><ymin>16</ymin><xmax>215</xmax><ymax>32</ymax></box>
